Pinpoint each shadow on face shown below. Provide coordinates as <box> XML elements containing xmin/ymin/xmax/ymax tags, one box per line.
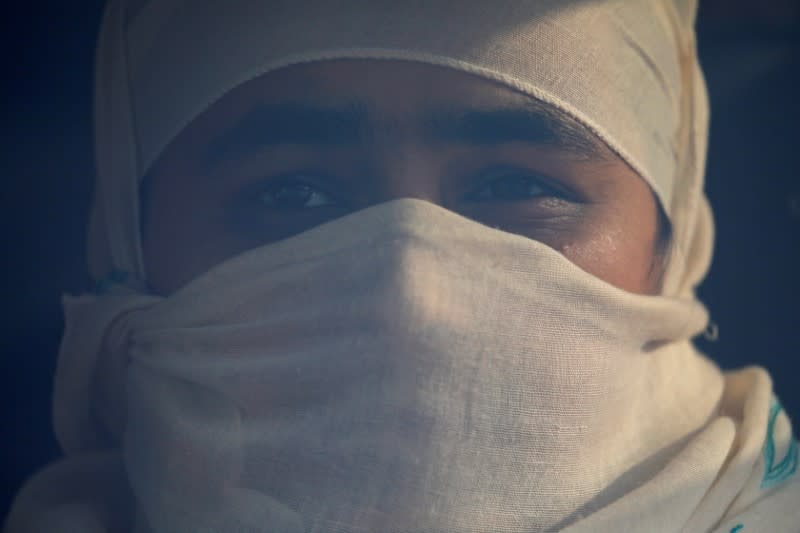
<box><xmin>141</xmin><ymin>59</ymin><xmax>665</xmax><ymax>296</ymax></box>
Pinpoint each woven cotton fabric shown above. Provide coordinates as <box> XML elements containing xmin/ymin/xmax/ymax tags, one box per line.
<box><xmin>4</xmin><ymin>1</ymin><xmax>799</xmax><ymax>532</ymax></box>
<box><xmin>6</xmin><ymin>201</ymin><xmax>799</xmax><ymax>532</ymax></box>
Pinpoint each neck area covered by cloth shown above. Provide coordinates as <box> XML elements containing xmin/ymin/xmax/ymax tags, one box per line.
<box><xmin>73</xmin><ymin>199</ymin><xmax>722</xmax><ymax>532</ymax></box>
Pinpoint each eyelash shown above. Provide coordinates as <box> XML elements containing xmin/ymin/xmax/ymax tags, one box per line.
<box><xmin>464</xmin><ymin>170</ymin><xmax>566</xmax><ymax>203</ymax></box>
<box><xmin>246</xmin><ymin>168</ymin><xmax>567</xmax><ymax>211</ymax></box>
<box><xmin>259</xmin><ymin>180</ymin><xmax>336</xmax><ymax>209</ymax></box>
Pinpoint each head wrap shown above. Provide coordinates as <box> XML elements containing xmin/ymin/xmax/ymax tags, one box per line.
<box><xmin>5</xmin><ymin>1</ymin><xmax>799</xmax><ymax>533</ymax></box>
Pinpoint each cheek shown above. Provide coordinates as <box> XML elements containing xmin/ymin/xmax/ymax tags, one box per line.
<box><xmin>142</xmin><ymin>174</ymin><xmax>253</xmax><ymax>295</ymax></box>
<box><xmin>557</xmin><ymin>211</ymin><xmax>660</xmax><ymax>295</ymax></box>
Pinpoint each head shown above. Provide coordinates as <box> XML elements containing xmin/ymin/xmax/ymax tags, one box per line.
<box><xmin>54</xmin><ymin>5</ymin><xmax>721</xmax><ymax>523</ymax></box>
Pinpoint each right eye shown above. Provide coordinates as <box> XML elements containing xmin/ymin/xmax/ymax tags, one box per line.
<box><xmin>257</xmin><ymin>179</ymin><xmax>338</xmax><ymax>210</ymax></box>
<box><xmin>464</xmin><ymin>171</ymin><xmax>564</xmax><ymax>204</ymax></box>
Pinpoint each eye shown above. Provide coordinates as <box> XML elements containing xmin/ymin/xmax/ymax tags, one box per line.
<box><xmin>258</xmin><ymin>178</ymin><xmax>337</xmax><ymax>209</ymax></box>
<box><xmin>465</xmin><ymin>171</ymin><xmax>562</xmax><ymax>203</ymax></box>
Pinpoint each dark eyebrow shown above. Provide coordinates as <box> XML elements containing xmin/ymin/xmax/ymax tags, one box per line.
<box><xmin>424</xmin><ymin>104</ymin><xmax>606</xmax><ymax>159</ymax></box>
<box><xmin>203</xmin><ymin>99</ymin><xmax>609</xmax><ymax>167</ymax></box>
<box><xmin>204</xmin><ymin>102</ymin><xmax>370</xmax><ymax>166</ymax></box>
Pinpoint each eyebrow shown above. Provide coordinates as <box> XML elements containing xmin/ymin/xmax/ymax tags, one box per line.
<box><xmin>204</xmin><ymin>102</ymin><xmax>369</xmax><ymax>165</ymax></box>
<box><xmin>203</xmin><ymin>100</ymin><xmax>608</xmax><ymax>166</ymax></box>
<box><xmin>425</xmin><ymin>104</ymin><xmax>604</xmax><ymax>157</ymax></box>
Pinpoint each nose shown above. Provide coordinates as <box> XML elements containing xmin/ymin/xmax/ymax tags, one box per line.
<box><xmin>363</xmin><ymin>144</ymin><xmax>448</xmax><ymax>208</ymax></box>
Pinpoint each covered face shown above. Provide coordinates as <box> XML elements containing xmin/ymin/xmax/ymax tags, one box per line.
<box><xmin>6</xmin><ymin>2</ymin><xmax>798</xmax><ymax>533</ymax></box>
<box><xmin>140</xmin><ymin>59</ymin><xmax>672</xmax><ymax>295</ymax></box>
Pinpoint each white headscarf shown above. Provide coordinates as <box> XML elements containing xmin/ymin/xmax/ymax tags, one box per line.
<box><xmin>5</xmin><ymin>1</ymin><xmax>799</xmax><ymax>532</ymax></box>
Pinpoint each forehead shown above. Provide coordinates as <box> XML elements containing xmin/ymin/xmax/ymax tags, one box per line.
<box><xmin>163</xmin><ymin>59</ymin><xmax>611</xmax><ymax>164</ymax></box>
<box><xmin>240</xmin><ymin>60</ymin><xmax>531</xmax><ymax>109</ymax></box>
<box><xmin>186</xmin><ymin>61</ymin><xmax>534</xmax><ymax>133</ymax></box>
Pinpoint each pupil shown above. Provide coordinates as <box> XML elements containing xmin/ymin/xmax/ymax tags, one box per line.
<box><xmin>491</xmin><ymin>177</ymin><xmax>529</xmax><ymax>200</ymax></box>
<box><xmin>272</xmin><ymin>183</ymin><xmax>313</xmax><ymax>208</ymax></box>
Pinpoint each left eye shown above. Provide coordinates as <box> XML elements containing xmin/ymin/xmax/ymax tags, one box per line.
<box><xmin>258</xmin><ymin>181</ymin><xmax>336</xmax><ymax>209</ymax></box>
<box><xmin>465</xmin><ymin>174</ymin><xmax>556</xmax><ymax>203</ymax></box>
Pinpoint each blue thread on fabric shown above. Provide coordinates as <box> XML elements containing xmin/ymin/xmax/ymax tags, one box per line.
<box><xmin>729</xmin><ymin>525</ymin><xmax>743</xmax><ymax>533</ymax></box>
<box><xmin>760</xmin><ymin>398</ymin><xmax>799</xmax><ymax>490</ymax></box>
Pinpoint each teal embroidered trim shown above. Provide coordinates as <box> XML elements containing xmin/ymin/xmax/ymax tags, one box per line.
<box><xmin>730</xmin><ymin>524</ymin><xmax>744</xmax><ymax>533</ymax></box>
<box><xmin>760</xmin><ymin>398</ymin><xmax>799</xmax><ymax>490</ymax></box>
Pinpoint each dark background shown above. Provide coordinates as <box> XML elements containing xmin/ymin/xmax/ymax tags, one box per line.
<box><xmin>1</xmin><ymin>0</ymin><xmax>799</xmax><ymax>519</ymax></box>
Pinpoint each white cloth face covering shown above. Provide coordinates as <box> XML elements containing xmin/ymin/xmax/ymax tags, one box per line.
<box><xmin>111</xmin><ymin>199</ymin><xmax>720</xmax><ymax>533</ymax></box>
<box><xmin>7</xmin><ymin>200</ymin><xmax>799</xmax><ymax>533</ymax></box>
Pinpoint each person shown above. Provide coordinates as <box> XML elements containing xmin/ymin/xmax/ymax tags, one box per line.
<box><xmin>4</xmin><ymin>0</ymin><xmax>799</xmax><ymax>531</ymax></box>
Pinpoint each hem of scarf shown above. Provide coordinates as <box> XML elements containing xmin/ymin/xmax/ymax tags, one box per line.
<box><xmin>709</xmin><ymin>477</ymin><xmax>800</xmax><ymax>533</ymax></box>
